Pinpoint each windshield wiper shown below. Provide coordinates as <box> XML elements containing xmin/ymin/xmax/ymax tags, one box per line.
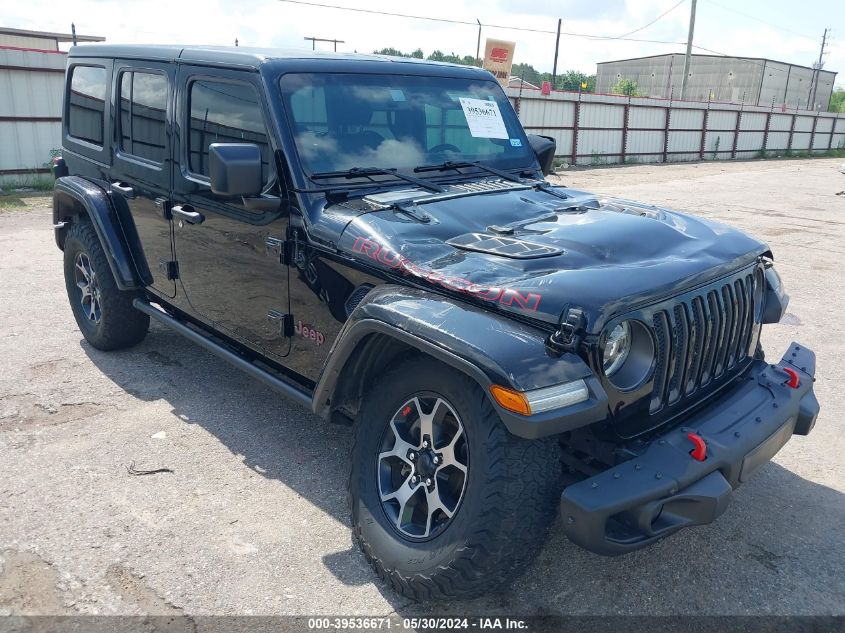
<box><xmin>310</xmin><ymin>167</ymin><xmax>444</xmax><ymax>194</ymax></box>
<box><xmin>413</xmin><ymin>160</ymin><xmax>523</xmax><ymax>184</ymax></box>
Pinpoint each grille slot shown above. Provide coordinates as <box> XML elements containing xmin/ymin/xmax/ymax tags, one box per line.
<box><xmin>344</xmin><ymin>284</ymin><xmax>374</xmax><ymax>318</ymax></box>
<box><xmin>648</xmin><ymin>269</ymin><xmax>761</xmax><ymax>415</ymax></box>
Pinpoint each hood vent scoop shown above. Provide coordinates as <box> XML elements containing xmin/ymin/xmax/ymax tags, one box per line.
<box><xmin>447</xmin><ymin>233</ymin><xmax>562</xmax><ymax>259</ymax></box>
<box><xmin>448</xmin><ymin>179</ymin><xmax>522</xmax><ymax>194</ymax></box>
<box><xmin>600</xmin><ymin>198</ymin><xmax>668</xmax><ymax>221</ymax></box>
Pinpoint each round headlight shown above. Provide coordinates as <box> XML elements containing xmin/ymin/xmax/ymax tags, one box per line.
<box><xmin>601</xmin><ymin>320</ymin><xmax>655</xmax><ymax>391</ymax></box>
<box><xmin>602</xmin><ymin>322</ymin><xmax>631</xmax><ymax>377</ymax></box>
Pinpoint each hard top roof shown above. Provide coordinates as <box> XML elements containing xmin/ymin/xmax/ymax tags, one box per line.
<box><xmin>68</xmin><ymin>44</ymin><xmax>491</xmax><ymax>77</ymax></box>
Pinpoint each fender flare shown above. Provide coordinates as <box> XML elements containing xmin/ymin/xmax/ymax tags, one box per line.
<box><xmin>53</xmin><ymin>176</ymin><xmax>151</xmax><ymax>290</ymax></box>
<box><xmin>313</xmin><ymin>284</ymin><xmax>608</xmax><ymax>439</ymax></box>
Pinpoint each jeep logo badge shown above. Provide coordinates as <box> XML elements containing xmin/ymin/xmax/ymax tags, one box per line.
<box><xmin>295</xmin><ymin>320</ymin><xmax>324</xmax><ymax>346</ymax></box>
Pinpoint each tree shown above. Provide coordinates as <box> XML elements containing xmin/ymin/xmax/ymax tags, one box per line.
<box><xmin>426</xmin><ymin>51</ymin><xmax>476</xmax><ymax>66</ymax></box>
<box><xmin>556</xmin><ymin>70</ymin><xmax>596</xmax><ymax>92</ymax></box>
<box><xmin>829</xmin><ymin>88</ymin><xmax>845</xmax><ymax>113</ymax></box>
<box><xmin>510</xmin><ymin>63</ymin><xmax>542</xmax><ymax>87</ymax></box>
<box><xmin>370</xmin><ymin>50</ymin><xmax>595</xmax><ymax>89</ymax></box>
<box><xmin>373</xmin><ymin>47</ymin><xmax>410</xmax><ymax>58</ymax></box>
<box><xmin>373</xmin><ymin>48</ymin><xmax>475</xmax><ymax>67</ymax></box>
<box><xmin>508</xmin><ymin>64</ymin><xmax>595</xmax><ymax>92</ymax></box>
<box><xmin>612</xmin><ymin>78</ymin><xmax>641</xmax><ymax>97</ymax></box>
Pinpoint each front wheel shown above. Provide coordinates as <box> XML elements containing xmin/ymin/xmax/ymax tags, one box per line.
<box><xmin>63</xmin><ymin>220</ymin><xmax>149</xmax><ymax>351</ymax></box>
<box><xmin>349</xmin><ymin>356</ymin><xmax>563</xmax><ymax>600</ymax></box>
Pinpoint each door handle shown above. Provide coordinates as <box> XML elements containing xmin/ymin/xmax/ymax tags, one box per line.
<box><xmin>172</xmin><ymin>205</ymin><xmax>205</xmax><ymax>225</ymax></box>
<box><xmin>111</xmin><ymin>182</ymin><xmax>135</xmax><ymax>198</ymax></box>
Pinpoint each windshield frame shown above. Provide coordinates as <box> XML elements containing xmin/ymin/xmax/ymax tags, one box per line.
<box><xmin>272</xmin><ymin>68</ymin><xmax>538</xmax><ymax>190</ymax></box>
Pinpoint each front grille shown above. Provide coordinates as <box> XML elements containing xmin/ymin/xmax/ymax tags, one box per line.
<box><xmin>648</xmin><ymin>267</ymin><xmax>763</xmax><ymax>414</ymax></box>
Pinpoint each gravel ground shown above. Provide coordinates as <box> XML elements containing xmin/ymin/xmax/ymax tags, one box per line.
<box><xmin>0</xmin><ymin>158</ymin><xmax>843</xmax><ymax>618</ymax></box>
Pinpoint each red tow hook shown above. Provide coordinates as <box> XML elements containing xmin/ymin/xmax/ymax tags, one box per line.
<box><xmin>687</xmin><ymin>432</ymin><xmax>707</xmax><ymax>461</ymax></box>
<box><xmin>783</xmin><ymin>367</ymin><xmax>800</xmax><ymax>389</ymax></box>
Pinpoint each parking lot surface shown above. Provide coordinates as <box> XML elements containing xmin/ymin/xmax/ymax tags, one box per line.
<box><xmin>1</xmin><ymin>158</ymin><xmax>843</xmax><ymax>617</ymax></box>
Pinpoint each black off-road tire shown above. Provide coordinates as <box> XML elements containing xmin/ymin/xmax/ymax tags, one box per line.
<box><xmin>349</xmin><ymin>356</ymin><xmax>563</xmax><ymax>601</ymax></box>
<box><xmin>63</xmin><ymin>220</ymin><xmax>149</xmax><ymax>351</ymax></box>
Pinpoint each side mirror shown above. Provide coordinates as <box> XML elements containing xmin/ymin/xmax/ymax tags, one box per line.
<box><xmin>209</xmin><ymin>143</ymin><xmax>263</xmax><ymax>196</ymax></box>
<box><xmin>526</xmin><ymin>134</ymin><xmax>557</xmax><ymax>176</ymax></box>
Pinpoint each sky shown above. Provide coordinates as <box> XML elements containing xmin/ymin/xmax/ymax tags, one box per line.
<box><xmin>3</xmin><ymin>0</ymin><xmax>843</xmax><ymax>88</ymax></box>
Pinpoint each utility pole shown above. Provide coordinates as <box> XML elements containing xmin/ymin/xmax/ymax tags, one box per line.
<box><xmin>551</xmin><ymin>18</ymin><xmax>562</xmax><ymax>89</ymax></box>
<box><xmin>475</xmin><ymin>19</ymin><xmax>482</xmax><ymax>67</ymax></box>
<box><xmin>71</xmin><ymin>23</ymin><xmax>77</xmax><ymax>46</ymax></box>
<box><xmin>680</xmin><ymin>0</ymin><xmax>697</xmax><ymax>100</ymax></box>
<box><xmin>303</xmin><ymin>36</ymin><xmax>345</xmax><ymax>52</ymax></box>
<box><xmin>808</xmin><ymin>28</ymin><xmax>829</xmax><ymax>110</ymax></box>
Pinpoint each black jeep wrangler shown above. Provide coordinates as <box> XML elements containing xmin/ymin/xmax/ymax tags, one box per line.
<box><xmin>52</xmin><ymin>45</ymin><xmax>819</xmax><ymax>600</ymax></box>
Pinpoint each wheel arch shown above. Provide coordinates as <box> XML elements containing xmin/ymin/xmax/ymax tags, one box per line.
<box><xmin>53</xmin><ymin>176</ymin><xmax>152</xmax><ymax>290</ymax></box>
<box><xmin>318</xmin><ymin>324</ymin><xmax>493</xmax><ymax>425</ymax></box>
<box><xmin>314</xmin><ymin>285</ymin><xmax>606</xmax><ymax>438</ymax></box>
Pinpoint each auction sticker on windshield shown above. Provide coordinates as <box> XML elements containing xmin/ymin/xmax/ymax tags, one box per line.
<box><xmin>459</xmin><ymin>97</ymin><xmax>508</xmax><ymax>139</ymax></box>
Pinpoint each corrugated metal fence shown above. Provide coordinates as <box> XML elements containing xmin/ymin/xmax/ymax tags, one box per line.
<box><xmin>0</xmin><ymin>46</ymin><xmax>65</xmax><ymax>184</ymax></box>
<box><xmin>507</xmin><ymin>87</ymin><xmax>845</xmax><ymax>166</ymax></box>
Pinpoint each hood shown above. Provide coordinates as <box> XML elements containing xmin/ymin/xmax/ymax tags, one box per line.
<box><xmin>328</xmin><ymin>181</ymin><xmax>768</xmax><ymax>332</ymax></box>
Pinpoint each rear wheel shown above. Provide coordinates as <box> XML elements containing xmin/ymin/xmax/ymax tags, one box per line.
<box><xmin>349</xmin><ymin>356</ymin><xmax>562</xmax><ymax>600</ymax></box>
<box><xmin>63</xmin><ymin>220</ymin><xmax>149</xmax><ymax>350</ymax></box>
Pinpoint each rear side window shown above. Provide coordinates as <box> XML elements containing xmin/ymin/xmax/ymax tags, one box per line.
<box><xmin>118</xmin><ymin>70</ymin><xmax>168</xmax><ymax>163</ymax></box>
<box><xmin>68</xmin><ymin>65</ymin><xmax>107</xmax><ymax>146</ymax></box>
<box><xmin>187</xmin><ymin>79</ymin><xmax>270</xmax><ymax>183</ymax></box>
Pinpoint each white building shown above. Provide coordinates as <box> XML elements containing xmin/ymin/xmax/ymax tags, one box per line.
<box><xmin>0</xmin><ymin>27</ymin><xmax>104</xmax><ymax>185</ymax></box>
<box><xmin>596</xmin><ymin>53</ymin><xmax>837</xmax><ymax>112</ymax></box>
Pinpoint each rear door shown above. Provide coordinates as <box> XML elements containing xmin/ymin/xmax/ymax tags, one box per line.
<box><xmin>110</xmin><ymin>62</ymin><xmax>175</xmax><ymax>297</ymax></box>
<box><xmin>169</xmin><ymin>65</ymin><xmax>291</xmax><ymax>360</ymax></box>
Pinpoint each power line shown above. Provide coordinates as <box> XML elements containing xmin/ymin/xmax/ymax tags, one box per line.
<box><xmin>276</xmin><ymin>0</ymin><xmax>688</xmax><ymax>45</ymax></box>
<box><xmin>280</xmin><ymin>0</ymin><xmax>478</xmax><ymax>28</ymax></box>
<box><xmin>614</xmin><ymin>0</ymin><xmax>686</xmax><ymax>40</ymax></box>
<box><xmin>691</xmin><ymin>43</ymin><xmax>794</xmax><ymax>73</ymax></box>
<box><xmin>703</xmin><ymin>0</ymin><xmax>816</xmax><ymax>40</ymax></box>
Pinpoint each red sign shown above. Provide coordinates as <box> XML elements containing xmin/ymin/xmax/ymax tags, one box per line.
<box><xmin>490</xmin><ymin>47</ymin><xmax>508</xmax><ymax>63</ymax></box>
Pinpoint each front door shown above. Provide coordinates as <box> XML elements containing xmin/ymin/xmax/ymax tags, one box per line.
<box><xmin>170</xmin><ymin>66</ymin><xmax>291</xmax><ymax>361</ymax></box>
<box><xmin>110</xmin><ymin>62</ymin><xmax>175</xmax><ymax>297</ymax></box>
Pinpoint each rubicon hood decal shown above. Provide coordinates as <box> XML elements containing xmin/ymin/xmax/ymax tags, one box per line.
<box><xmin>351</xmin><ymin>236</ymin><xmax>543</xmax><ymax>312</ymax></box>
<box><xmin>334</xmin><ymin>184</ymin><xmax>768</xmax><ymax>331</ymax></box>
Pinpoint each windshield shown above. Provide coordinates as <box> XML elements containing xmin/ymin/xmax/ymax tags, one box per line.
<box><xmin>278</xmin><ymin>72</ymin><xmax>535</xmax><ymax>179</ymax></box>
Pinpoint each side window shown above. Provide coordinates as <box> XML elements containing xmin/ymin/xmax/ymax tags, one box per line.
<box><xmin>187</xmin><ymin>79</ymin><xmax>270</xmax><ymax>184</ymax></box>
<box><xmin>68</xmin><ymin>65</ymin><xmax>107</xmax><ymax>146</ymax></box>
<box><xmin>118</xmin><ymin>70</ymin><xmax>168</xmax><ymax>163</ymax></box>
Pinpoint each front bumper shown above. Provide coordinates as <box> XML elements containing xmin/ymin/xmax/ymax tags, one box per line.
<box><xmin>561</xmin><ymin>341</ymin><xmax>819</xmax><ymax>556</ymax></box>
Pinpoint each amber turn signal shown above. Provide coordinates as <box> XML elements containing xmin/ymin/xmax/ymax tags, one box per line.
<box><xmin>490</xmin><ymin>385</ymin><xmax>531</xmax><ymax>416</ymax></box>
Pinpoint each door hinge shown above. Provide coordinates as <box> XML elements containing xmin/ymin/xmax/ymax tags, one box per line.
<box><xmin>268</xmin><ymin>310</ymin><xmax>295</xmax><ymax>338</ymax></box>
<box><xmin>265</xmin><ymin>236</ymin><xmax>284</xmax><ymax>262</ymax></box>
<box><xmin>266</xmin><ymin>235</ymin><xmax>298</xmax><ymax>266</ymax></box>
<box><xmin>154</xmin><ymin>197</ymin><xmax>173</xmax><ymax>220</ymax></box>
<box><xmin>159</xmin><ymin>260</ymin><xmax>179</xmax><ymax>280</ymax></box>
<box><xmin>286</xmin><ymin>227</ymin><xmax>304</xmax><ymax>267</ymax></box>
